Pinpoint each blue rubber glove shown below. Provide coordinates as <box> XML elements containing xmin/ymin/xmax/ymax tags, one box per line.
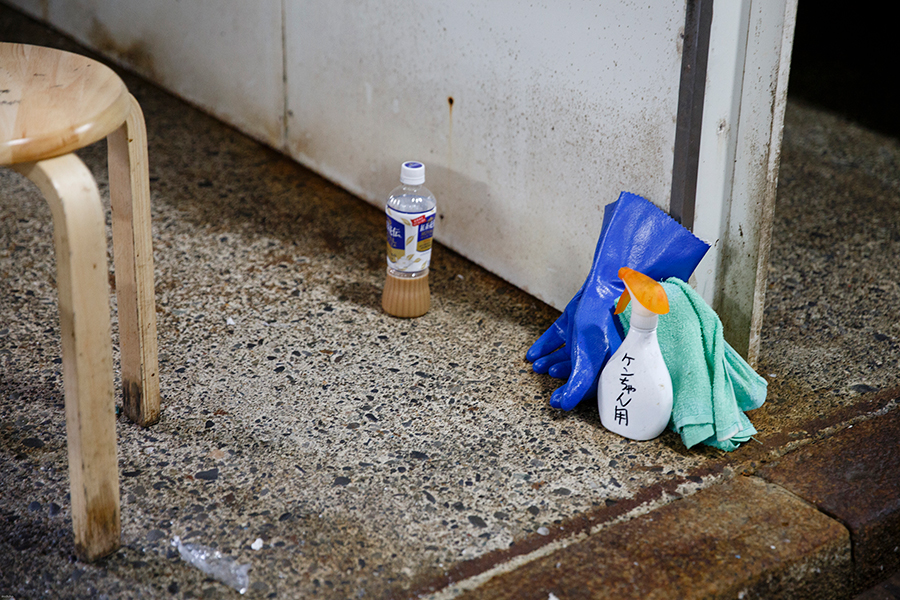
<box><xmin>525</xmin><ymin>197</ymin><xmax>622</xmax><ymax>372</ymax></box>
<box><xmin>526</xmin><ymin>192</ymin><xmax>710</xmax><ymax>411</ymax></box>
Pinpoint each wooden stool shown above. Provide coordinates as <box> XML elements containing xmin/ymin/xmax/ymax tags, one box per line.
<box><xmin>1</xmin><ymin>43</ymin><xmax>160</xmax><ymax>560</ymax></box>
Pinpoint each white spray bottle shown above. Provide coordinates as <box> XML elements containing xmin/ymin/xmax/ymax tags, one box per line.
<box><xmin>598</xmin><ymin>267</ymin><xmax>673</xmax><ymax>441</ymax></box>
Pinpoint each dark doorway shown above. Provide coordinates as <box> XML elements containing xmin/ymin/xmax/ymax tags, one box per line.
<box><xmin>788</xmin><ymin>1</ymin><xmax>899</xmax><ymax>137</ymax></box>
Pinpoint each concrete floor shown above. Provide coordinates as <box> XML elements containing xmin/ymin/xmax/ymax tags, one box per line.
<box><xmin>2</xmin><ymin>5</ymin><xmax>899</xmax><ymax>599</ymax></box>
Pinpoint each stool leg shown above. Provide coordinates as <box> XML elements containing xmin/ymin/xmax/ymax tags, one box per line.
<box><xmin>14</xmin><ymin>156</ymin><xmax>121</xmax><ymax>562</ymax></box>
<box><xmin>107</xmin><ymin>94</ymin><xmax>160</xmax><ymax>427</ymax></box>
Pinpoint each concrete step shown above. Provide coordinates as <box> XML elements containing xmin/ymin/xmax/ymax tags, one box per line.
<box><xmin>444</xmin><ymin>406</ymin><xmax>900</xmax><ymax>600</ymax></box>
<box><xmin>757</xmin><ymin>407</ymin><xmax>900</xmax><ymax>592</ymax></box>
<box><xmin>455</xmin><ymin>476</ymin><xmax>851</xmax><ymax>600</ymax></box>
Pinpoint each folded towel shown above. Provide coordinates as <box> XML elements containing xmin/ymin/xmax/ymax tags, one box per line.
<box><xmin>620</xmin><ymin>278</ymin><xmax>766</xmax><ymax>451</ymax></box>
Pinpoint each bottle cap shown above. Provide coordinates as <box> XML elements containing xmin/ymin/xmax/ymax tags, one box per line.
<box><xmin>400</xmin><ymin>161</ymin><xmax>425</xmax><ymax>185</ymax></box>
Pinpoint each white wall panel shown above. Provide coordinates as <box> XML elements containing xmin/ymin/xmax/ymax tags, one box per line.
<box><xmin>7</xmin><ymin>0</ymin><xmax>285</xmax><ymax>150</ymax></box>
<box><xmin>9</xmin><ymin>0</ymin><xmax>794</xmax><ymax>344</ymax></box>
<box><xmin>284</xmin><ymin>1</ymin><xmax>687</xmax><ymax>309</ymax></box>
<box><xmin>693</xmin><ymin>0</ymin><xmax>798</xmax><ymax>361</ymax></box>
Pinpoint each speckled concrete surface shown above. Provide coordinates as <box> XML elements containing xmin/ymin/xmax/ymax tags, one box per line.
<box><xmin>759</xmin><ymin>100</ymin><xmax>900</xmax><ymax>405</ymax></box>
<box><xmin>2</xmin><ymin>6</ymin><xmax>899</xmax><ymax>600</ymax></box>
<box><xmin>749</xmin><ymin>101</ymin><xmax>900</xmax><ymax>441</ymax></box>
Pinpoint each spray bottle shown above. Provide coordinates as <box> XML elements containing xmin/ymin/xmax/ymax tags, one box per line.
<box><xmin>382</xmin><ymin>161</ymin><xmax>436</xmax><ymax>317</ymax></box>
<box><xmin>598</xmin><ymin>267</ymin><xmax>672</xmax><ymax>441</ymax></box>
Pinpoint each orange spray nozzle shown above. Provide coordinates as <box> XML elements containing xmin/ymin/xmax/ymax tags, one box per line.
<box><xmin>614</xmin><ymin>267</ymin><xmax>669</xmax><ymax>315</ymax></box>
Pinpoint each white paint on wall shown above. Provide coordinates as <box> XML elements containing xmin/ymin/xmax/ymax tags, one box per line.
<box><xmin>6</xmin><ymin>0</ymin><xmax>796</xmax><ymax>349</ymax></box>
<box><xmin>693</xmin><ymin>0</ymin><xmax>752</xmax><ymax>306</ymax></box>
<box><xmin>693</xmin><ymin>0</ymin><xmax>797</xmax><ymax>360</ymax></box>
<box><xmin>8</xmin><ymin>0</ymin><xmax>689</xmax><ymax>311</ymax></box>
<box><xmin>7</xmin><ymin>0</ymin><xmax>286</xmax><ymax>150</ymax></box>
<box><xmin>718</xmin><ymin>0</ymin><xmax>797</xmax><ymax>361</ymax></box>
<box><xmin>284</xmin><ymin>1</ymin><xmax>687</xmax><ymax>309</ymax></box>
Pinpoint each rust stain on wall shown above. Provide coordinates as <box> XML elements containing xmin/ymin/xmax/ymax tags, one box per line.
<box><xmin>88</xmin><ymin>19</ymin><xmax>158</xmax><ymax>80</ymax></box>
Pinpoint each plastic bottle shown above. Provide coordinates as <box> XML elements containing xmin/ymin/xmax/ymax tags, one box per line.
<box><xmin>382</xmin><ymin>161</ymin><xmax>436</xmax><ymax>317</ymax></box>
<box><xmin>598</xmin><ymin>268</ymin><xmax>673</xmax><ymax>441</ymax></box>
<box><xmin>173</xmin><ymin>536</ymin><xmax>251</xmax><ymax>594</ymax></box>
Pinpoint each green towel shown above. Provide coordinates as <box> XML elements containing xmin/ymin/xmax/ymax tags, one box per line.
<box><xmin>620</xmin><ymin>278</ymin><xmax>766</xmax><ymax>451</ymax></box>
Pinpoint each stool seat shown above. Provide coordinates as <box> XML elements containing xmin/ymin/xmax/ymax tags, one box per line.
<box><xmin>1</xmin><ymin>43</ymin><xmax>132</xmax><ymax>165</ymax></box>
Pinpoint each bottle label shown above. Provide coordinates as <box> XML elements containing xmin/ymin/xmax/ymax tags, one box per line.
<box><xmin>386</xmin><ymin>205</ymin><xmax>436</xmax><ymax>272</ymax></box>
